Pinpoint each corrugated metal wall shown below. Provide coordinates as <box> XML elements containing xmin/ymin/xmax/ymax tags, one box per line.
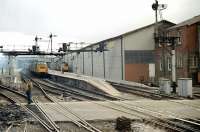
<box><xmin>93</xmin><ymin>45</ymin><xmax>104</xmax><ymax>78</ymax></box>
<box><xmin>123</xmin><ymin>26</ymin><xmax>154</xmax><ymax>50</ymax></box>
<box><xmin>64</xmin><ymin>39</ymin><xmax>123</xmax><ymax>81</ymax></box>
<box><xmin>83</xmin><ymin>48</ymin><xmax>93</xmax><ymax>76</ymax></box>
<box><xmin>105</xmin><ymin>39</ymin><xmax>122</xmax><ymax>80</ymax></box>
<box><xmin>64</xmin><ymin>25</ymin><xmax>156</xmax><ymax>82</ymax></box>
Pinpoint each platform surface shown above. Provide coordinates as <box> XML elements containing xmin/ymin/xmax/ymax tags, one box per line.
<box><xmin>36</xmin><ymin>99</ymin><xmax>200</xmax><ymax>122</ymax></box>
<box><xmin>48</xmin><ymin>70</ymin><xmax>120</xmax><ymax>96</ymax></box>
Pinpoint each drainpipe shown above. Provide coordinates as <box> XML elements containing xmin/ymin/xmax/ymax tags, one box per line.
<box><xmin>120</xmin><ymin>36</ymin><xmax>124</xmax><ymax>80</ymax></box>
<box><xmin>91</xmin><ymin>47</ymin><xmax>94</xmax><ymax>76</ymax></box>
<box><xmin>103</xmin><ymin>43</ymin><xmax>106</xmax><ymax>78</ymax></box>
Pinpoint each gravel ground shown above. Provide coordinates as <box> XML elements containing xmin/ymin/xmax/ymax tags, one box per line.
<box><xmin>0</xmin><ymin>104</ymin><xmax>29</xmax><ymax>131</ymax></box>
<box><xmin>8</xmin><ymin>120</ymin><xmax>168</xmax><ymax>132</ymax></box>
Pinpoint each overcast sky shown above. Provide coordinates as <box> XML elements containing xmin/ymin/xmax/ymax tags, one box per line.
<box><xmin>0</xmin><ymin>0</ymin><xmax>200</xmax><ymax>51</ymax></box>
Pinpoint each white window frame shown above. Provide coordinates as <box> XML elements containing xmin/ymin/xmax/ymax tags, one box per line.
<box><xmin>190</xmin><ymin>55</ymin><xmax>198</xmax><ymax>68</ymax></box>
<box><xmin>177</xmin><ymin>56</ymin><xmax>183</xmax><ymax>68</ymax></box>
<box><xmin>167</xmin><ymin>57</ymin><xmax>172</xmax><ymax>71</ymax></box>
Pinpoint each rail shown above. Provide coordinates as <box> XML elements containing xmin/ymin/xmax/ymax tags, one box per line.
<box><xmin>25</xmin><ymin>76</ymin><xmax>103</xmax><ymax>132</ymax></box>
<box><xmin>44</xmin><ymin>79</ymin><xmax>119</xmax><ymax>100</ymax></box>
<box><xmin>0</xmin><ymin>84</ymin><xmax>57</xmax><ymax>132</ymax></box>
<box><xmin>93</xmin><ymin>100</ymin><xmax>200</xmax><ymax>132</ymax></box>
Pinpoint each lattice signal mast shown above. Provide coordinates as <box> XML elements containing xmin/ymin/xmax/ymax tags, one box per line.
<box><xmin>152</xmin><ymin>0</ymin><xmax>167</xmax><ymax>34</ymax></box>
<box><xmin>152</xmin><ymin>0</ymin><xmax>179</xmax><ymax>83</ymax></box>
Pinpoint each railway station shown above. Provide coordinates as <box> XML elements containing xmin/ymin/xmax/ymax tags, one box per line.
<box><xmin>0</xmin><ymin>0</ymin><xmax>200</xmax><ymax>132</ymax></box>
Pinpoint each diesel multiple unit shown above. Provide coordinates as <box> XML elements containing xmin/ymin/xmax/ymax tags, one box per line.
<box><xmin>30</xmin><ymin>61</ymin><xmax>48</xmax><ymax>76</ymax></box>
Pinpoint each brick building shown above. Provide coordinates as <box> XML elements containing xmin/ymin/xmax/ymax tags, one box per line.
<box><xmin>155</xmin><ymin>15</ymin><xmax>200</xmax><ymax>84</ymax></box>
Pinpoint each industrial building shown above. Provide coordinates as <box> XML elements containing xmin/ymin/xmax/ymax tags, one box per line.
<box><xmin>155</xmin><ymin>15</ymin><xmax>200</xmax><ymax>85</ymax></box>
<box><xmin>64</xmin><ymin>20</ymin><xmax>174</xmax><ymax>84</ymax></box>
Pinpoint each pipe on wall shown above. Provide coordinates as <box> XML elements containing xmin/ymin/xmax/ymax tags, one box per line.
<box><xmin>121</xmin><ymin>36</ymin><xmax>124</xmax><ymax>80</ymax></box>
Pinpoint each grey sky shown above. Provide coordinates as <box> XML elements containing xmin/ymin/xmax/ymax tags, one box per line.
<box><xmin>0</xmin><ymin>0</ymin><xmax>200</xmax><ymax>50</ymax></box>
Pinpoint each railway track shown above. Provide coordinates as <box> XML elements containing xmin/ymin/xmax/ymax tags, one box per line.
<box><xmin>21</xmin><ymin>72</ymin><xmax>113</xmax><ymax>101</ymax></box>
<box><xmin>38</xmin><ymin>78</ymin><xmax>119</xmax><ymax>101</ymax></box>
<box><xmin>31</xmin><ymin>78</ymin><xmax>199</xmax><ymax>132</ymax></box>
<box><xmin>30</xmin><ymin>77</ymin><xmax>199</xmax><ymax>131</ymax></box>
<box><xmin>34</xmin><ymin>79</ymin><xmax>102</xmax><ymax>101</ymax></box>
<box><xmin>23</xmin><ymin>76</ymin><xmax>103</xmax><ymax>132</ymax></box>
<box><xmin>193</xmin><ymin>93</ymin><xmax>200</xmax><ymax>99</ymax></box>
<box><xmin>0</xmin><ymin>84</ymin><xmax>27</xmax><ymax>103</ymax></box>
<box><xmin>45</xmin><ymin>79</ymin><xmax>120</xmax><ymax>100</ymax></box>
<box><xmin>0</xmin><ymin>84</ymin><xmax>60</xmax><ymax>132</ymax></box>
<box><xmin>122</xmin><ymin>101</ymin><xmax>200</xmax><ymax>131</ymax></box>
<box><xmin>93</xmin><ymin>100</ymin><xmax>200</xmax><ymax>132</ymax></box>
<box><xmin>93</xmin><ymin>101</ymin><xmax>183</xmax><ymax>131</ymax></box>
<box><xmin>37</xmin><ymin>84</ymin><xmax>88</xmax><ymax>101</ymax></box>
<box><xmin>134</xmin><ymin>101</ymin><xmax>200</xmax><ymax>123</ymax></box>
<box><xmin>20</xmin><ymin>74</ymin><xmax>200</xmax><ymax>131</ymax></box>
<box><xmin>168</xmin><ymin>100</ymin><xmax>200</xmax><ymax>112</ymax></box>
<box><xmin>110</xmin><ymin>82</ymin><xmax>183</xmax><ymax>100</ymax></box>
<box><xmin>0</xmin><ymin>91</ymin><xmax>16</xmax><ymax>104</ymax></box>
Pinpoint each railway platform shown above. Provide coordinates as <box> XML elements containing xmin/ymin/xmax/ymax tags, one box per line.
<box><xmin>30</xmin><ymin>99</ymin><xmax>200</xmax><ymax>122</ymax></box>
<box><xmin>48</xmin><ymin>70</ymin><xmax>158</xmax><ymax>97</ymax></box>
<box><xmin>48</xmin><ymin>70</ymin><xmax>120</xmax><ymax>96</ymax></box>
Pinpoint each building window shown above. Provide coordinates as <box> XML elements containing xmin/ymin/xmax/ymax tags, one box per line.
<box><xmin>166</xmin><ymin>32</ymin><xmax>172</xmax><ymax>46</ymax></box>
<box><xmin>180</xmin><ymin>57</ymin><xmax>183</xmax><ymax>67</ymax></box>
<box><xmin>194</xmin><ymin>56</ymin><xmax>198</xmax><ymax>67</ymax></box>
<box><xmin>177</xmin><ymin>31</ymin><xmax>181</xmax><ymax>45</ymax></box>
<box><xmin>191</xmin><ymin>55</ymin><xmax>198</xmax><ymax>68</ymax></box>
<box><xmin>160</xmin><ymin>61</ymin><xmax>163</xmax><ymax>71</ymax></box>
<box><xmin>177</xmin><ymin>56</ymin><xmax>183</xmax><ymax>68</ymax></box>
<box><xmin>167</xmin><ymin>57</ymin><xmax>172</xmax><ymax>71</ymax></box>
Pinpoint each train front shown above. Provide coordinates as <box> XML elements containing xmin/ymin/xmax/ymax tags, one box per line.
<box><xmin>36</xmin><ymin>62</ymin><xmax>48</xmax><ymax>76</ymax></box>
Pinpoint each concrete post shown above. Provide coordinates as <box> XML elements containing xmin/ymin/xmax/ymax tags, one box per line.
<box><xmin>172</xmin><ymin>50</ymin><xmax>176</xmax><ymax>82</ymax></box>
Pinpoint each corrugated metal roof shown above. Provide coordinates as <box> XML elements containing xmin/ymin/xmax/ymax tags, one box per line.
<box><xmin>81</xmin><ymin>20</ymin><xmax>175</xmax><ymax>50</ymax></box>
<box><xmin>168</xmin><ymin>15</ymin><xmax>200</xmax><ymax>30</ymax></box>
